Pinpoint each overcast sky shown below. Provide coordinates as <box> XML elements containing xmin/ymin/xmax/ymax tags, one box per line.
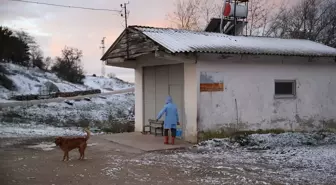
<box><xmin>0</xmin><ymin>0</ymin><xmax>297</xmax><ymax>82</ymax></box>
<box><xmin>0</xmin><ymin>0</ymin><xmax>176</xmax><ymax>82</ymax></box>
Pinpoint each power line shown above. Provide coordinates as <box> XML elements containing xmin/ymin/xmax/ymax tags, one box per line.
<box><xmin>9</xmin><ymin>0</ymin><xmax>122</xmax><ymax>12</ymax></box>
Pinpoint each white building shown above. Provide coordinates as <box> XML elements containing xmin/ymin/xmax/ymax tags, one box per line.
<box><xmin>102</xmin><ymin>26</ymin><xmax>336</xmax><ymax>143</ymax></box>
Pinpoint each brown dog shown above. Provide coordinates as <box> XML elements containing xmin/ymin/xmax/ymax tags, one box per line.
<box><xmin>55</xmin><ymin>129</ymin><xmax>90</xmax><ymax>161</ymax></box>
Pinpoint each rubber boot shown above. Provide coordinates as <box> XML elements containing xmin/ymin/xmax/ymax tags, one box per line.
<box><xmin>164</xmin><ymin>136</ymin><xmax>169</xmax><ymax>144</ymax></box>
<box><xmin>171</xmin><ymin>137</ymin><xmax>175</xmax><ymax>145</ymax></box>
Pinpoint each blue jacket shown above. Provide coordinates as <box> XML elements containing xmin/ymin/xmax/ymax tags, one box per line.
<box><xmin>156</xmin><ymin>96</ymin><xmax>179</xmax><ymax>129</ymax></box>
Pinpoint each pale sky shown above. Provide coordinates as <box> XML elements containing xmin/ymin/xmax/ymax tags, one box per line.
<box><xmin>0</xmin><ymin>0</ymin><xmax>176</xmax><ymax>82</ymax></box>
<box><xmin>0</xmin><ymin>0</ymin><xmax>297</xmax><ymax>82</ymax></box>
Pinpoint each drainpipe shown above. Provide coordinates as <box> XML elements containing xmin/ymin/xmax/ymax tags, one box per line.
<box><xmin>195</xmin><ymin>52</ymin><xmax>200</xmax><ymax>143</ymax></box>
<box><xmin>220</xmin><ymin>0</ymin><xmax>225</xmax><ymax>33</ymax></box>
<box><xmin>233</xmin><ymin>0</ymin><xmax>237</xmax><ymax>36</ymax></box>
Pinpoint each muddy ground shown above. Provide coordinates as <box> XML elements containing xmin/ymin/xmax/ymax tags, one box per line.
<box><xmin>0</xmin><ymin>135</ymin><xmax>335</xmax><ymax>185</ymax></box>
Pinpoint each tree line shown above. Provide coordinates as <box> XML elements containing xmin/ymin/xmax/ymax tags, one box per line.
<box><xmin>0</xmin><ymin>26</ymin><xmax>85</xmax><ymax>85</ymax></box>
<box><xmin>168</xmin><ymin>0</ymin><xmax>336</xmax><ymax>48</ymax></box>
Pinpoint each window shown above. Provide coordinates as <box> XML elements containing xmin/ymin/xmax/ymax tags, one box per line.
<box><xmin>274</xmin><ymin>80</ymin><xmax>296</xmax><ymax>98</ymax></box>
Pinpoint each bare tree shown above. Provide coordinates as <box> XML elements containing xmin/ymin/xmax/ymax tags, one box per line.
<box><xmin>107</xmin><ymin>72</ymin><xmax>116</xmax><ymax>79</ymax></box>
<box><xmin>246</xmin><ymin>0</ymin><xmax>277</xmax><ymax>36</ymax></box>
<box><xmin>267</xmin><ymin>0</ymin><xmax>336</xmax><ymax>47</ymax></box>
<box><xmin>167</xmin><ymin>0</ymin><xmax>222</xmax><ymax>31</ymax></box>
<box><xmin>167</xmin><ymin>0</ymin><xmax>278</xmax><ymax>35</ymax></box>
<box><xmin>167</xmin><ymin>0</ymin><xmax>201</xmax><ymax>30</ymax></box>
<box><xmin>31</xmin><ymin>48</ymin><xmax>44</xmax><ymax>69</ymax></box>
<box><xmin>15</xmin><ymin>30</ymin><xmax>47</xmax><ymax>69</ymax></box>
<box><xmin>15</xmin><ymin>30</ymin><xmax>37</xmax><ymax>50</ymax></box>
<box><xmin>198</xmin><ymin>0</ymin><xmax>222</xmax><ymax>26</ymax></box>
<box><xmin>44</xmin><ymin>56</ymin><xmax>53</xmax><ymax>71</ymax></box>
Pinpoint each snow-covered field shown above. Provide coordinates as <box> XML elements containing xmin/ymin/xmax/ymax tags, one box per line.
<box><xmin>102</xmin><ymin>132</ymin><xmax>336</xmax><ymax>185</ymax></box>
<box><xmin>0</xmin><ymin>63</ymin><xmax>133</xmax><ymax>101</ymax></box>
<box><xmin>83</xmin><ymin>76</ymin><xmax>133</xmax><ymax>91</ymax></box>
<box><xmin>0</xmin><ymin>123</ymin><xmax>87</xmax><ymax>138</ymax></box>
<box><xmin>0</xmin><ymin>63</ymin><xmax>135</xmax><ymax>135</ymax></box>
<box><xmin>0</xmin><ymin>92</ymin><xmax>134</xmax><ymax>129</ymax></box>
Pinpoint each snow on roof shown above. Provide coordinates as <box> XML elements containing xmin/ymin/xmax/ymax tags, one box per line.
<box><xmin>131</xmin><ymin>26</ymin><xmax>336</xmax><ymax>57</ymax></box>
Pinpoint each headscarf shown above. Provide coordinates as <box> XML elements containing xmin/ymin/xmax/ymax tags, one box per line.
<box><xmin>165</xmin><ymin>96</ymin><xmax>173</xmax><ymax>104</ymax></box>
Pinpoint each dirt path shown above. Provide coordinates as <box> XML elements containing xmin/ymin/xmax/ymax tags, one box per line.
<box><xmin>1</xmin><ymin>137</ymin><xmax>110</xmax><ymax>185</ymax></box>
<box><xmin>0</xmin><ymin>136</ymin><xmax>213</xmax><ymax>185</ymax></box>
<box><xmin>1</xmin><ymin>135</ymin><xmax>334</xmax><ymax>185</ymax></box>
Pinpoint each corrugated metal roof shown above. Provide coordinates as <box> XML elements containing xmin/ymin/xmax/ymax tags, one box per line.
<box><xmin>131</xmin><ymin>26</ymin><xmax>336</xmax><ymax>57</ymax></box>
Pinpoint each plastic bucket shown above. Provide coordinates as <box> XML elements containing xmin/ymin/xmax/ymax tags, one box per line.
<box><xmin>176</xmin><ymin>128</ymin><xmax>182</xmax><ymax>137</ymax></box>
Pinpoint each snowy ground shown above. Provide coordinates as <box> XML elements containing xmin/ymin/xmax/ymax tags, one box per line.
<box><xmin>0</xmin><ymin>63</ymin><xmax>133</xmax><ymax>101</ymax></box>
<box><xmin>0</xmin><ymin>92</ymin><xmax>134</xmax><ymax>128</ymax></box>
<box><xmin>0</xmin><ymin>64</ymin><xmax>135</xmax><ymax>135</ymax></box>
<box><xmin>101</xmin><ymin>132</ymin><xmax>336</xmax><ymax>185</ymax></box>
<box><xmin>0</xmin><ymin>123</ymin><xmax>88</xmax><ymax>138</ymax></box>
<box><xmin>1</xmin><ymin>132</ymin><xmax>335</xmax><ymax>184</ymax></box>
<box><xmin>0</xmin><ymin>122</ymin><xmax>97</xmax><ymax>149</ymax></box>
<box><xmin>83</xmin><ymin>76</ymin><xmax>133</xmax><ymax>92</ymax></box>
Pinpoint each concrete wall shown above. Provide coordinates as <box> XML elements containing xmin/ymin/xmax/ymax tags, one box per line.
<box><xmin>197</xmin><ymin>54</ymin><xmax>336</xmax><ymax>132</ymax></box>
<box><xmin>184</xmin><ymin>62</ymin><xmax>198</xmax><ymax>143</ymax></box>
<box><xmin>134</xmin><ymin>65</ymin><xmax>143</xmax><ymax>132</ymax></box>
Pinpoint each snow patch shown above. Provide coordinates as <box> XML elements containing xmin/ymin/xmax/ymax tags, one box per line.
<box><xmin>83</xmin><ymin>76</ymin><xmax>133</xmax><ymax>92</ymax></box>
<box><xmin>198</xmin><ymin>132</ymin><xmax>336</xmax><ymax>150</ymax></box>
<box><xmin>101</xmin><ymin>132</ymin><xmax>336</xmax><ymax>184</ymax></box>
<box><xmin>1</xmin><ymin>92</ymin><xmax>134</xmax><ymax>124</ymax></box>
<box><xmin>0</xmin><ymin>63</ymin><xmax>134</xmax><ymax>101</ymax></box>
<box><xmin>87</xmin><ymin>143</ymin><xmax>98</xmax><ymax>147</ymax></box>
<box><xmin>26</xmin><ymin>142</ymin><xmax>55</xmax><ymax>151</ymax></box>
<box><xmin>0</xmin><ymin>123</ymin><xmax>87</xmax><ymax>138</ymax></box>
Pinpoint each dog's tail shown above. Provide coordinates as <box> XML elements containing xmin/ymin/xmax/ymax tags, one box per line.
<box><xmin>84</xmin><ymin>128</ymin><xmax>91</xmax><ymax>141</ymax></box>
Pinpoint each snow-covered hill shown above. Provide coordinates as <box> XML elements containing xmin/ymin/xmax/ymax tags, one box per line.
<box><xmin>0</xmin><ymin>63</ymin><xmax>135</xmax><ymax>136</ymax></box>
<box><xmin>84</xmin><ymin>76</ymin><xmax>133</xmax><ymax>92</ymax></box>
<box><xmin>0</xmin><ymin>63</ymin><xmax>133</xmax><ymax>101</ymax></box>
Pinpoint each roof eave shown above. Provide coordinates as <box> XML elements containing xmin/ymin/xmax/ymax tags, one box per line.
<box><xmin>171</xmin><ymin>51</ymin><xmax>336</xmax><ymax>57</ymax></box>
<box><xmin>101</xmin><ymin>28</ymin><xmax>129</xmax><ymax>61</ymax></box>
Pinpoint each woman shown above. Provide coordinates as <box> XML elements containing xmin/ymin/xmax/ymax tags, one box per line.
<box><xmin>156</xmin><ymin>96</ymin><xmax>180</xmax><ymax>145</ymax></box>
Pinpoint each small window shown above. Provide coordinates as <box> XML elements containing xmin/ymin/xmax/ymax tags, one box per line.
<box><xmin>274</xmin><ymin>80</ymin><xmax>296</xmax><ymax>98</ymax></box>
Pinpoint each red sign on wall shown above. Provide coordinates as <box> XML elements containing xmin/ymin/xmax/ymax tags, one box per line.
<box><xmin>200</xmin><ymin>83</ymin><xmax>224</xmax><ymax>92</ymax></box>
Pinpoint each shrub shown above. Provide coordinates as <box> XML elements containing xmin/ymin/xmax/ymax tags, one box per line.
<box><xmin>0</xmin><ymin>74</ymin><xmax>16</xmax><ymax>90</ymax></box>
<box><xmin>0</xmin><ymin>65</ymin><xmax>10</xmax><ymax>74</ymax></box>
<box><xmin>51</xmin><ymin>46</ymin><xmax>85</xmax><ymax>84</ymax></box>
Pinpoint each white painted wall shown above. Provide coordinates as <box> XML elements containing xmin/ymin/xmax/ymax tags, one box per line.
<box><xmin>134</xmin><ymin>65</ymin><xmax>143</xmax><ymax>132</ymax></box>
<box><xmin>184</xmin><ymin>62</ymin><xmax>198</xmax><ymax>143</ymax></box>
<box><xmin>197</xmin><ymin>54</ymin><xmax>336</xmax><ymax>132</ymax></box>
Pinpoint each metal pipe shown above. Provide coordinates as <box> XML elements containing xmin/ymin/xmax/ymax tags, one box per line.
<box><xmin>220</xmin><ymin>0</ymin><xmax>226</xmax><ymax>33</ymax></box>
<box><xmin>233</xmin><ymin>0</ymin><xmax>237</xmax><ymax>36</ymax></box>
<box><xmin>235</xmin><ymin>98</ymin><xmax>238</xmax><ymax>125</ymax></box>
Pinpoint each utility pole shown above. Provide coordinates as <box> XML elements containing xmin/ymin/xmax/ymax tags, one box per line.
<box><xmin>121</xmin><ymin>2</ymin><xmax>129</xmax><ymax>28</ymax></box>
<box><xmin>100</xmin><ymin>37</ymin><xmax>106</xmax><ymax>77</ymax></box>
<box><xmin>121</xmin><ymin>2</ymin><xmax>130</xmax><ymax>59</ymax></box>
